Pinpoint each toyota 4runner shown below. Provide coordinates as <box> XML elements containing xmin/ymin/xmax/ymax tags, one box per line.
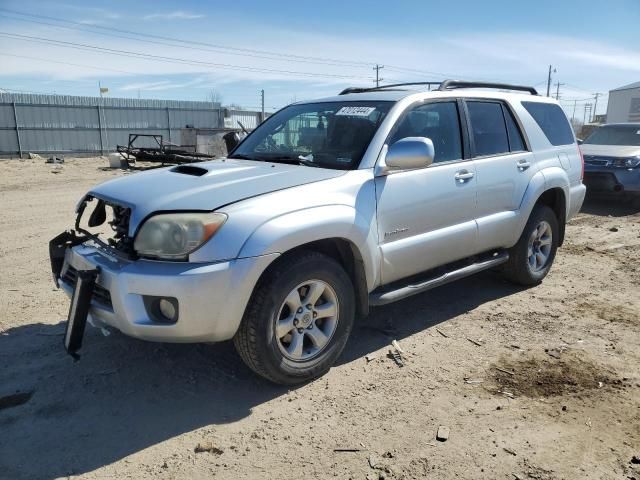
<box><xmin>50</xmin><ymin>80</ymin><xmax>586</xmax><ymax>384</ymax></box>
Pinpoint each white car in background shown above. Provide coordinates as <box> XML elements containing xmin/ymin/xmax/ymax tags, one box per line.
<box><xmin>581</xmin><ymin>123</ymin><xmax>640</xmax><ymax>202</ymax></box>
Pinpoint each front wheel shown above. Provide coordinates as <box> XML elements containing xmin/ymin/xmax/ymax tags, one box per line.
<box><xmin>234</xmin><ymin>251</ymin><xmax>355</xmax><ymax>385</ymax></box>
<box><xmin>503</xmin><ymin>205</ymin><xmax>559</xmax><ymax>286</ymax></box>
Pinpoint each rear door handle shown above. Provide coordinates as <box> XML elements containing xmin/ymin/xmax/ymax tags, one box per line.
<box><xmin>517</xmin><ymin>160</ymin><xmax>531</xmax><ymax>171</ymax></box>
<box><xmin>454</xmin><ymin>170</ymin><xmax>474</xmax><ymax>183</ymax></box>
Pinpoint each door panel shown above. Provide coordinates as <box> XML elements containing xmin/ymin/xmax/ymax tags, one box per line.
<box><xmin>375</xmin><ymin>162</ymin><xmax>478</xmax><ymax>284</ymax></box>
<box><xmin>464</xmin><ymin>100</ymin><xmax>537</xmax><ymax>251</ymax></box>
<box><xmin>474</xmin><ymin>151</ymin><xmax>536</xmax><ymax>249</ymax></box>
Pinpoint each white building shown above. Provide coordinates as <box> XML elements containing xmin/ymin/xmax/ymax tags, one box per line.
<box><xmin>606</xmin><ymin>81</ymin><xmax>640</xmax><ymax>123</ymax></box>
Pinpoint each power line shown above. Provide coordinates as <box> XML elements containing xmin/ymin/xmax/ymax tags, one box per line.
<box><xmin>0</xmin><ymin>8</ymin><xmax>497</xmax><ymax>85</ymax></box>
<box><xmin>0</xmin><ymin>32</ymin><xmax>374</xmax><ymax>80</ymax></box>
<box><xmin>0</xmin><ymin>8</ymin><xmax>375</xmax><ymax>69</ymax></box>
<box><xmin>0</xmin><ymin>52</ymin><xmax>139</xmax><ymax>76</ymax></box>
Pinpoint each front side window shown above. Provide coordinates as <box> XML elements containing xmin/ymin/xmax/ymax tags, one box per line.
<box><xmin>389</xmin><ymin>101</ymin><xmax>463</xmax><ymax>163</ymax></box>
<box><xmin>522</xmin><ymin>101</ymin><xmax>574</xmax><ymax>146</ymax></box>
<box><xmin>583</xmin><ymin>125</ymin><xmax>640</xmax><ymax>146</ymax></box>
<box><xmin>230</xmin><ymin>101</ymin><xmax>392</xmax><ymax>170</ymax></box>
<box><xmin>466</xmin><ymin>101</ymin><xmax>510</xmax><ymax>157</ymax></box>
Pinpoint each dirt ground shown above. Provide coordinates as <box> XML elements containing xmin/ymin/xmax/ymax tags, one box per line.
<box><xmin>1</xmin><ymin>157</ymin><xmax>639</xmax><ymax>480</ymax></box>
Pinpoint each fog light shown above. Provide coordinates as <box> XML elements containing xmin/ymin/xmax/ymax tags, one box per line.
<box><xmin>142</xmin><ymin>296</ymin><xmax>179</xmax><ymax>324</ymax></box>
<box><xmin>158</xmin><ymin>298</ymin><xmax>178</xmax><ymax>322</ymax></box>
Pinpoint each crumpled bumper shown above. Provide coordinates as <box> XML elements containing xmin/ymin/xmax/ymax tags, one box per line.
<box><xmin>57</xmin><ymin>243</ymin><xmax>278</xmax><ymax>343</ymax></box>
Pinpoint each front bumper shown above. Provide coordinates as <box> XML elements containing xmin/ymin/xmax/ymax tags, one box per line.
<box><xmin>57</xmin><ymin>243</ymin><xmax>278</xmax><ymax>343</ymax></box>
<box><xmin>583</xmin><ymin>166</ymin><xmax>640</xmax><ymax>193</ymax></box>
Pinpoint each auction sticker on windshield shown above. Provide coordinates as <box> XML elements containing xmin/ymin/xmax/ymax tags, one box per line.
<box><xmin>336</xmin><ymin>106</ymin><xmax>376</xmax><ymax>117</ymax></box>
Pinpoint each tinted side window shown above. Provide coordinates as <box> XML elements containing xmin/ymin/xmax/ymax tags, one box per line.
<box><xmin>522</xmin><ymin>101</ymin><xmax>574</xmax><ymax>146</ymax></box>
<box><xmin>467</xmin><ymin>101</ymin><xmax>510</xmax><ymax>156</ymax></box>
<box><xmin>390</xmin><ymin>102</ymin><xmax>462</xmax><ymax>163</ymax></box>
<box><xmin>503</xmin><ymin>105</ymin><xmax>526</xmax><ymax>152</ymax></box>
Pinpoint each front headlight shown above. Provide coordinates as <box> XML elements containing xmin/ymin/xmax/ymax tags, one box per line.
<box><xmin>613</xmin><ymin>156</ymin><xmax>640</xmax><ymax>168</ymax></box>
<box><xmin>134</xmin><ymin>212</ymin><xmax>227</xmax><ymax>260</ymax></box>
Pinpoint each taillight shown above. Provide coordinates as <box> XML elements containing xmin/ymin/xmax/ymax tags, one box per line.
<box><xmin>578</xmin><ymin>144</ymin><xmax>584</xmax><ymax>180</ymax></box>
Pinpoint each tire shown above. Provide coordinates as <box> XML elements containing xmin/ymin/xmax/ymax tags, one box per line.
<box><xmin>503</xmin><ymin>205</ymin><xmax>559</xmax><ymax>286</ymax></box>
<box><xmin>233</xmin><ymin>250</ymin><xmax>355</xmax><ymax>385</ymax></box>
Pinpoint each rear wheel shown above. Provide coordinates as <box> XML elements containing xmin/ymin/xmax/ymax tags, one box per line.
<box><xmin>234</xmin><ymin>251</ymin><xmax>355</xmax><ymax>385</ymax></box>
<box><xmin>503</xmin><ymin>205</ymin><xmax>559</xmax><ymax>286</ymax></box>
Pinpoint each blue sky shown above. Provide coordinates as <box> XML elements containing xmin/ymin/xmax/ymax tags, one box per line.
<box><xmin>0</xmin><ymin>0</ymin><xmax>639</xmax><ymax>116</ymax></box>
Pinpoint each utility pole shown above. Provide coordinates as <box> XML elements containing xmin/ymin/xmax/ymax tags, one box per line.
<box><xmin>592</xmin><ymin>92</ymin><xmax>602</xmax><ymax>122</ymax></box>
<box><xmin>554</xmin><ymin>82</ymin><xmax>565</xmax><ymax>101</ymax></box>
<box><xmin>583</xmin><ymin>103</ymin><xmax>592</xmax><ymax>125</ymax></box>
<box><xmin>373</xmin><ymin>64</ymin><xmax>384</xmax><ymax>87</ymax></box>
<box><xmin>260</xmin><ymin>89</ymin><xmax>265</xmax><ymax>122</ymax></box>
<box><xmin>546</xmin><ymin>65</ymin><xmax>556</xmax><ymax>97</ymax></box>
<box><xmin>571</xmin><ymin>99</ymin><xmax>577</xmax><ymax>123</ymax></box>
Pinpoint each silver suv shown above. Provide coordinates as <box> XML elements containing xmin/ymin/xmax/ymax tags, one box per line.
<box><xmin>50</xmin><ymin>80</ymin><xmax>586</xmax><ymax>384</ymax></box>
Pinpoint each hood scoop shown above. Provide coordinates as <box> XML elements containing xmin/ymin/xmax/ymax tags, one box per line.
<box><xmin>171</xmin><ymin>165</ymin><xmax>208</xmax><ymax>176</ymax></box>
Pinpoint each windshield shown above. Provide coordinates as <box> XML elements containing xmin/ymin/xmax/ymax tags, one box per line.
<box><xmin>229</xmin><ymin>101</ymin><xmax>393</xmax><ymax>169</ymax></box>
<box><xmin>583</xmin><ymin>125</ymin><xmax>640</xmax><ymax>146</ymax></box>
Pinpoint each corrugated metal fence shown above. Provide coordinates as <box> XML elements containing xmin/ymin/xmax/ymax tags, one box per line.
<box><xmin>0</xmin><ymin>93</ymin><xmax>263</xmax><ymax>157</ymax></box>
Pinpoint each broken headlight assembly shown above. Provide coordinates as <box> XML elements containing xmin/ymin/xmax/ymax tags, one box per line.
<box><xmin>133</xmin><ymin>212</ymin><xmax>227</xmax><ymax>260</ymax></box>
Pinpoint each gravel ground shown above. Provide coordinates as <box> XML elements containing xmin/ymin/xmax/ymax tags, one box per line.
<box><xmin>0</xmin><ymin>157</ymin><xmax>639</xmax><ymax>480</ymax></box>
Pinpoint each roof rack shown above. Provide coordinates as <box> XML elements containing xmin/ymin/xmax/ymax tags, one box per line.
<box><xmin>438</xmin><ymin>80</ymin><xmax>538</xmax><ymax>95</ymax></box>
<box><xmin>339</xmin><ymin>82</ymin><xmax>442</xmax><ymax>95</ymax></box>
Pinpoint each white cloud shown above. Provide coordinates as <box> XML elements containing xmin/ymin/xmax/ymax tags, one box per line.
<box><xmin>143</xmin><ymin>11</ymin><xmax>205</xmax><ymax>21</ymax></box>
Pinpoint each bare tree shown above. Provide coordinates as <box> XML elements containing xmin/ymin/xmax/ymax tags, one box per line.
<box><xmin>207</xmin><ymin>89</ymin><xmax>222</xmax><ymax>105</ymax></box>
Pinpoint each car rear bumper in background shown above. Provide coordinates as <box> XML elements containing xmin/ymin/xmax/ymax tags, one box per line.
<box><xmin>583</xmin><ymin>166</ymin><xmax>640</xmax><ymax>193</ymax></box>
<box><xmin>58</xmin><ymin>244</ymin><xmax>278</xmax><ymax>343</ymax></box>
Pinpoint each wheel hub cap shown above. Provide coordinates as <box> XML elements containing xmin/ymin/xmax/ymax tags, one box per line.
<box><xmin>527</xmin><ymin>220</ymin><xmax>552</xmax><ymax>273</ymax></box>
<box><xmin>275</xmin><ymin>279</ymin><xmax>340</xmax><ymax>362</ymax></box>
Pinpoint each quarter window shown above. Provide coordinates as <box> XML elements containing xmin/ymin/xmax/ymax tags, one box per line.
<box><xmin>389</xmin><ymin>102</ymin><xmax>463</xmax><ymax>163</ymax></box>
<box><xmin>466</xmin><ymin>101</ymin><xmax>510</xmax><ymax>157</ymax></box>
<box><xmin>522</xmin><ymin>101</ymin><xmax>574</xmax><ymax>146</ymax></box>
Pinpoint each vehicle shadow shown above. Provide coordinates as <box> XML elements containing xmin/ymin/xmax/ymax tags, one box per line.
<box><xmin>0</xmin><ymin>271</ymin><xmax>522</xmax><ymax>479</ymax></box>
<box><xmin>580</xmin><ymin>192</ymin><xmax>640</xmax><ymax>217</ymax></box>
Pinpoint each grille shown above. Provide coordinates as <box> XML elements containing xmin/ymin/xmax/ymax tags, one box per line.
<box><xmin>62</xmin><ymin>265</ymin><xmax>113</xmax><ymax>309</ymax></box>
<box><xmin>583</xmin><ymin>155</ymin><xmax>612</xmax><ymax>166</ymax></box>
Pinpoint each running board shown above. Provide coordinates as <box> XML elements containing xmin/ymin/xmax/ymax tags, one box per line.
<box><xmin>369</xmin><ymin>251</ymin><xmax>509</xmax><ymax>306</ymax></box>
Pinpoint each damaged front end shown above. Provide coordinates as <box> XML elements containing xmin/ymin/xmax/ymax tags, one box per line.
<box><xmin>50</xmin><ymin>195</ymin><xmax>138</xmax><ymax>358</ymax></box>
<box><xmin>49</xmin><ymin>195</ymin><xmax>135</xmax><ymax>287</ymax></box>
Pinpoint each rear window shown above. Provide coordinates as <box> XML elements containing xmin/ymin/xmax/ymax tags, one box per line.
<box><xmin>522</xmin><ymin>102</ymin><xmax>574</xmax><ymax>146</ymax></box>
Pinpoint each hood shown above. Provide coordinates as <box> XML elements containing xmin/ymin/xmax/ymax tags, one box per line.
<box><xmin>580</xmin><ymin>144</ymin><xmax>640</xmax><ymax>157</ymax></box>
<box><xmin>89</xmin><ymin>158</ymin><xmax>346</xmax><ymax>232</ymax></box>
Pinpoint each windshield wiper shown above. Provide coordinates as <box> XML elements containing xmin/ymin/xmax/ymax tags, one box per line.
<box><xmin>253</xmin><ymin>154</ymin><xmax>320</xmax><ymax>167</ymax></box>
<box><xmin>227</xmin><ymin>153</ymin><xmax>256</xmax><ymax>160</ymax></box>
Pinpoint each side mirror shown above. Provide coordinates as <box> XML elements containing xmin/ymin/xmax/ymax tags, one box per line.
<box><xmin>576</xmin><ymin>139</ymin><xmax>583</xmax><ymax>145</ymax></box>
<box><xmin>380</xmin><ymin>137</ymin><xmax>435</xmax><ymax>175</ymax></box>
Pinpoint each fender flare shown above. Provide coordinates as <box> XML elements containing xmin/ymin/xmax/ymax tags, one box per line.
<box><xmin>516</xmin><ymin>167</ymin><xmax>569</xmax><ymax>243</ymax></box>
<box><xmin>238</xmin><ymin>204</ymin><xmax>380</xmax><ymax>291</ymax></box>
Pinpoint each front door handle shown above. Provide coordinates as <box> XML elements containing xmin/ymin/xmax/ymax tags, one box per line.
<box><xmin>517</xmin><ymin>160</ymin><xmax>531</xmax><ymax>171</ymax></box>
<box><xmin>454</xmin><ymin>170</ymin><xmax>474</xmax><ymax>183</ymax></box>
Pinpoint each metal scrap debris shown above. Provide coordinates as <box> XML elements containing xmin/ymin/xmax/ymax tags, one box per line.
<box><xmin>388</xmin><ymin>339</ymin><xmax>406</xmax><ymax>367</ymax></box>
